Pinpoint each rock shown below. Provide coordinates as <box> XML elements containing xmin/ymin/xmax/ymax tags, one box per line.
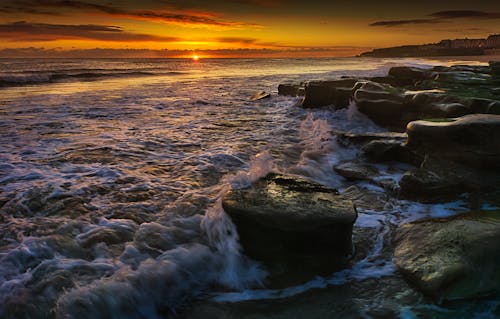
<box><xmin>407</xmin><ymin>89</ymin><xmax>447</xmax><ymax>107</ymax></box>
<box><xmin>353</xmin><ymin>81</ymin><xmax>410</xmax><ymax>130</ymax></box>
<box><xmin>278</xmin><ymin>82</ymin><xmax>304</xmax><ymax>97</ymax></box>
<box><xmin>250</xmin><ymin>91</ymin><xmax>271</xmax><ymax>101</ymax></box>
<box><xmin>467</xmin><ymin>98</ymin><xmax>497</xmax><ymax>113</ymax></box>
<box><xmin>432</xmin><ymin>70</ymin><xmax>490</xmax><ymax>85</ymax></box>
<box><xmin>341</xmin><ymin>185</ymin><xmax>389</xmax><ymax>212</ymax></box>
<box><xmin>369</xmin><ymin>76</ymin><xmax>408</xmax><ymax>87</ymax></box>
<box><xmin>388</xmin><ymin>66</ymin><xmax>430</xmax><ymax>85</ymax></box>
<box><xmin>302</xmin><ymin>79</ymin><xmax>357</xmax><ymax>109</ymax></box>
<box><xmin>408</xmin><ymin>90</ymin><xmax>472</xmax><ymax>118</ymax></box>
<box><xmin>362</xmin><ymin>139</ymin><xmax>420</xmax><ymax>165</ymax></box>
<box><xmin>398</xmin><ymin>157</ymin><xmax>500</xmax><ymax>202</ymax></box>
<box><xmin>420</xmin><ymin>102</ymin><xmax>471</xmax><ymax>118</ymax></box>
<box><xmin>492</xmin><ymin>87</ymin><xmax>500</xmax><ymax>96</ymax></box>
<box><xmin>334</xmin><ymin>162</ymin><xmax>378</xmax><ymax>181</ymax></box>
<box><xmin>334</xmin><ymin>130</ymin><xmax>407</xmax><ymax>147</ymax></box>
<box><xmin>489</xmin><ymin>61</ymin><xmax>500</xmax><ymax>77</ymax></box>
<box><xmin>394</xmin><ymin>210</ymin><xmax>500</xmax><ymax>301</ymax></box>
<box><xmin>488</xmin><ymin>101</ymin><xmax>500</xmax><ymax>115</ymax></box>
<box><xmin>222</xmin><ymin>173</ymin><xmax>357</xmax><ymax>261</ymax></box>
<box><xmin>406</xmin><ymin>114</ymin><xmax>500</xmax><ymax>168</ymax></box>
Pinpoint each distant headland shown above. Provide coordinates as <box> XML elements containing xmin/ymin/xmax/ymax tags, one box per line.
<box><xmin>361</xmin><ymin>34</ymin><xmax>500</xmax><ymax>58</ymax></box>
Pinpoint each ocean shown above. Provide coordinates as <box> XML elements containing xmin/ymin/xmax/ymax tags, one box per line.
<box><xmin>0</xmin><ymin>57</ymin><xmax>497</xmax><ymax>318</ymax></box>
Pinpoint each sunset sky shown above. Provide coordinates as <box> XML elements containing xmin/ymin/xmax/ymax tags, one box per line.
<box><xmin>0</xmin><ymin>0</ymin><xmax>499</xmax><ymax>57</ymax></box>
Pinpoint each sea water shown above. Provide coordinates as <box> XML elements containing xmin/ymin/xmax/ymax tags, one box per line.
<box><xmin>0</xmin><ymin>57</ymin><xmax>497</xmax><ymax>318</ymax></box>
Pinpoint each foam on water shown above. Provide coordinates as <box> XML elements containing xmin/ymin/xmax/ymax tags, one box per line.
<box><xmin>288</xmin><ymin>113</ymin><xmax>358</xmax><ymax>188</ymax></box>
<box><xmin>225</xmin><ymin>150</ymin><xmax>275</xmax><ymax>190</ymax></box>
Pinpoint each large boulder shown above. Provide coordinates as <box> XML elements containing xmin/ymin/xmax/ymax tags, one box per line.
<box><xmin>394</xmin><ymin>210</ymin><xmax>500</xmax><ymax>301</ymax></box>
<box><xmin>388</xmin><ymin>66</ymin><xmax>431</xmax><ymax>86</ymax></box>
<box><xmin>409</xmin><ymin>91</ymin><xmax>471</xmax><ymax>118</ymax></box>
<box><xmin>362</xmin><ymin>139</ymin><xmax>420</xmax><ymax>165</ymax></box>
<box><xmin>222</xmin><ymin>173</ymin><xmax>357</xmax><ymax>261</ymax></box>
<box><xmin>467</xmin><ymin>97</ymin><xmax>498</xmax><ymax>114</ymax></box>
<box><xmin>490</xmin><ymin>61</ymin><xmax>500</xmax><ymax>77</ymax></box>
<box><xmin>353</xmin><ymin>81</ymin><xmax>412</xmax><ymax>130</ymax></box>
<box><xmin>278</xmin><ymin>82</ymin><xmax>304</xmax><ymax>97</ymax></box>
<box><xmin>406</xmin><ymin>114</ymin><xmax>500</xmax><ymax>168</ymax></box>
<box><xmin>488</xmin><ymin>101</ymin><xmax>500</xmax><ymax>115</ymax></box>
<box><xmin>399</xmin><ymin>158</ymin><xmax>480</xmax><ymax>202</ymax></box>
<box><xmin>302</xmin><ymin>79</ymin><xmax>357</xmax><ymax>109</ymax></box>
<box><xmin>333</xmin><ymin>161</ymin><xmax>378</xmax><ymax>181</ymax></box>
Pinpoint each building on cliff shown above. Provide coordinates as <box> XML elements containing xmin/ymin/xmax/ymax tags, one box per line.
<box><xmin>361</xmin><ymin>34</ymin><xmax>500</xmax><ymax>57</ymax></box>
<box><xmin>486</xmin><ymin>34</ymin><xmax>500</xmax><ymax>48</ymax></box>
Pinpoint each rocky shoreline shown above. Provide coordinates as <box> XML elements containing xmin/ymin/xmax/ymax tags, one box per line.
<box><xmin>183</xmin><ymin>61</ymin><xmax>500</xmax><ymax>318</ymax></box>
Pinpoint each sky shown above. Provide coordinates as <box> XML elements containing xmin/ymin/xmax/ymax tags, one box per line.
<box><xmin>0</xmin><ymin>0</ymin><xmax>499</xmax><ymax>58</ymax></box>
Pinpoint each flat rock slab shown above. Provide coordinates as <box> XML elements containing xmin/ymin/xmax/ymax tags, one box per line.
<box><xmin>222</xmin><ymin>173</ymin><xmax>357</xmax><ymax>261</ymax></box>
<box><xmin>250</xmin><ymin>91</ymin><xmax>271</xmax><ymax>101</ymax></box>
<box><xmin>334</xmin><ymin>162</ymin><xmax>378</xmax><ymax>181</ymax></box>
<box><xmin>394</xmin><ymin>210</ymin><xmax>500</xmax><ymax>302</ymax></box>
<box><xmin>406</xmin><ymin>114</ymin><xmax>500</xmax><ymax>168</ymax></box>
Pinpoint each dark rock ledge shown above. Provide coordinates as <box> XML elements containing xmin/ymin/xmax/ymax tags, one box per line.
<box><xmin>222</xmin><ymin>173</ymin><xmax>357</xmax><ymax>286</ymax></box>
<box><xmin>222</xmin><ymin>173</ymin><xmax>357</xmax><ymax>257</ymax></box>
<box><xmin>279</xmin><ymin>62</ymin><xmax>500</xmax><ymax>131</ymax></box>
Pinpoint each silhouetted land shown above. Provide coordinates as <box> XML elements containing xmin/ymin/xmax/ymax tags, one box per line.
<box><xmin>361</xmin><ymin>34</ymin><xmax>500</xmax><ymax>57</ymax></box>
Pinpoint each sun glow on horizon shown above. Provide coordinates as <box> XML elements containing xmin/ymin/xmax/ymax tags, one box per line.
<box><xmin>192</xmin><ymin>54</ymin><xmax>200</xmax><ymax>61</ymax></box>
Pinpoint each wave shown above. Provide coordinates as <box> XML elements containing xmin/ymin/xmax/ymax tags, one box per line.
<box><xmin>0</xmin><ymin>71</ymin><xmax>187</xmax><ymax>87</ymax></box>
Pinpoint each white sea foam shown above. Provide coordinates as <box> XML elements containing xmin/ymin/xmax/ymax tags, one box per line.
<box><xmin>201</xmin><ymin>195</ymin><xmax>266</xmax><ymax>289</ymax></box>
<box><xmin>225</xmin><ymin>150</ymin><xmax>275</xmax><ymax>189</ymax></box>
<box><xmin>289</xmin><ymin>113</ymin><xmax>357</xmax><ymax>188</ymax></box>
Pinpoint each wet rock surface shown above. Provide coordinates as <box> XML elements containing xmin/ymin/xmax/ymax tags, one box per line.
<box><xmin>277</xmin><ymin>82</ymin><xmax>304</xmax><ymax>97</ymax></box>
<box><xmin>394</xmin><ymin>210</ymin><xmax>500</xmax><ymax>301</ymax></box>
<box><xmin>406</xmin><ymin>114</ymin><xmax>500</xmax><ymax>168</ymax></box>
<box><xmin>334</xmin><ymin>162</ymin><xmax>378</xmax><ymax>181</ymax></box>
<box><xmin>353</xmin><ymin>81</ymin><xmax>409</xmax><ymax>129</ymax></box>
<box><xmin>301</xmin><ymin>79</ymin><xmax>357</xmax><ymax>109</ymax></box>
<box><xmin>222</xmin><ymin>173</ymin><xmax>357</xmax><ymax>261</ymax></box>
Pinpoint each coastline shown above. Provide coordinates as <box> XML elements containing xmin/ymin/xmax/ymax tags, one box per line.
<box><xmin>0</xmin><ymin>57</ymin><xmax>499</xmax><ymax>319</ymax></box>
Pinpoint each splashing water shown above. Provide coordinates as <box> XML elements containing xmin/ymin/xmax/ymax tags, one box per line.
<box><xmin>225</xmin><ymin>150</ymin><xmax>275</xmax><ymax>190</ymax></box>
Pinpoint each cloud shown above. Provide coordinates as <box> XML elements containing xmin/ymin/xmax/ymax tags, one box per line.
<box><xmin>0</xmin><ymin>0</ymin><xmax>261</xmax><ymax>29</ymax></box>
<box><xmin>111</xmin><ymin>11</ymin><xmax>259</xmax><ymax>29</ymax></box>
<box><xmin>225</xmin><ymin>0</ymin><xmax>283</xmax><ymax>7</ymax></box>
<box><xmin>430</xmin><ymin>10</ymin><xmax>500</xmax><ymax>19</ymax></box>
<box><xmin>0</xmin><ymin>21</ymin><xmax>181</xmax><ymax>42</ymax></box>
<box><xmin>0</xmin><ymin>46</ymin><xmax>372</xmax><ymax>58</ymax></box>
<box><xmin>216</xmin><ymin>37</ymin><xmax>258</xmax><ymax>44</ymax></box>
<box><xmin>370</xmin><ymin>9</ymin><xmax>500</xmax><ymax>27</ymax></box>
<box><xmin>370</xmin><ymin>19</ymin><xmax>442</xmax><ymax>27</ymax></box>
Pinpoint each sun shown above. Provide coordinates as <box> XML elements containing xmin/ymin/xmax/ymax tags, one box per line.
<box><xmin>192</xmin><ymin>54</ymin><xmax>200</xmax><ymax>61</ymax></box>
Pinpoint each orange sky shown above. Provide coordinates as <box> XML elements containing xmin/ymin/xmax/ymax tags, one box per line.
<box><xmin>0</xmin><ymin>0</ymin><xmax>498</xmax><ymax>57</ymax></box>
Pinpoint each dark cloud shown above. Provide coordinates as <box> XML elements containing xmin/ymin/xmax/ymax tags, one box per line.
<box><xmin>112</xmin><ymin>11</ymin><xmax>259</xmax><ymax>28</ymax></box>
<box><xmin>370</xmin><ymin>19</ymin><xmax>442</xmax><ymax>27</ymax></box>
<box><xmin>430</xmin><ymin>10</ymin><xmax>500</xmax><ymax>19</ymax></box>
<box><xmin>371</xmin><ymin>9</ymin><xmax>500</xmax><ymax>27</ymax></box>
<box><xmin>0</xmin><ymin>21</ymin><xmax>181</xmax><ymax>42</ymax></box>
<box><xmin>209</xmin><ymin>0</ymin><xmax>283</xmax><ymax>7</ymax></box>
<box><xmin>216</xmin><ymin>37</ymin><xmax>258</xmax><ymax>44</ymax></box>
<box><xmin>0</xmin><ymin>0</ymin><xmax>260</xmax><ymax>29</ymax></box>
